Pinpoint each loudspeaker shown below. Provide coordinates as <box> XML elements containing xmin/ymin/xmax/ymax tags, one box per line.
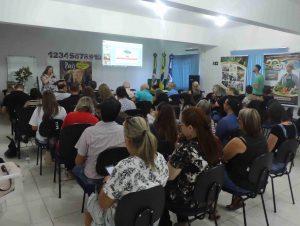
<box><xmin>189</xmin><ymin>75</ymin><xmax>200</xmax><ymax>90</ymax></box>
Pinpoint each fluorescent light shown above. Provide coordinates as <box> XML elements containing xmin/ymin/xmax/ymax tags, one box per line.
<box><xmin>214</xmin><ymin>15</ymin><xmax>228</xmax><ymax>27</ymax></box>
<box><xmin>142</xmin><ymin>0</ymin><xmax>168</xmax><ymax>18</ymax></box>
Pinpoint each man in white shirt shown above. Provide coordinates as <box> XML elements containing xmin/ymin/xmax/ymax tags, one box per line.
<box><xmin>73</xmin><ymin>97</ymin><xmax>125</xmax><ymax>184</ymax></box>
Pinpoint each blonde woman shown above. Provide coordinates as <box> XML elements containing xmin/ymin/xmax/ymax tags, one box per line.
<box><xmin>191</xmin><ymin>81</ymin><xmax>201</xmax><ymax>96</ymax></box>
<box><xmin>85</xmin><ymin>116</ymin><xmax>169</xmax><ymax>226</ymax></box>
<box><xmin>98</xmin><ymin>84</ymin><xmax>113</xmax><ymax>103</ymax></box>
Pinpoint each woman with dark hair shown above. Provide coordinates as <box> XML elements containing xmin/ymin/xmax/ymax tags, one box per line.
<box><xmin>82</xmin><ymin>86</ymin><xmax>98</xmax><ymax>107</ymax></box>
<box><xmin>41</xmin><ymin>65</ymin><xmax>57</xmax><ymax>92</ymax></box>
<box><xmin>216</xmin><ymin>96</ymin><xmax>241</xmax><ymax>145</ymax></box>
<box><xmin>116</xmin><ymin>86</ymin><xmax>136</xmax><ymax>112</ymax></box>
<box><xmin>159</xmin><ymin>107</ymin><xmax>221</xmax><ymax>226</ymax></box>
<box><xmin>150</xmin><ymin>103</ymin><xmax>177</xmax><ymax>160</ymax></box>
<box><xmin>153</xmin><ymin>92</ymin><xmax>169</xmax><ymax>107</ymax></box>
<box><xmin>179</xmin><ymin>93</ymin><xmax>196</xmax><ymax>122</ymax></box>
<box><xmin>267</xmin><ymin>102</ymin><xmax>297</xmax><ymax>170</ymax></box>
<box><xmin>29</xmin><ymin>91</ymin><xmax>67</xmax><ymax>162</ymax></box>
<box><xmin>223</xmin><ymin>108</ymin><xmax>268</xmax><ymax>210</ymax></box>
<box><xmin>98</xmin><ymin>83</ymin><xmax>113</xmax><ymax>103</ymax></box>
<box><xmin>24</xmin><ymin>88</ymin><xmax>42</xmax><ymax>107</ymax></box>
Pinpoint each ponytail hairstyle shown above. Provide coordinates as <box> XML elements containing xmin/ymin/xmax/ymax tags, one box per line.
<box><xmin>124</xmin><ymin>116</ymin><xmax>157</xmax><ymax>168</ymax></box>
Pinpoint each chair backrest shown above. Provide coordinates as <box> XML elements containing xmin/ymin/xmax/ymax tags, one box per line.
<box><xmin>39</xmin><ymin>118</ymin><xmax>63</xmax><ymax>138</ymax></box>
<box><xmin>15</xmin><ymin>107</ymin><xmax>36</xmax><ymax>137</ymax></box>
<box><xmin>275</xmin><ymin>139</ymin><xmax>298</xmax><ymax>164</ymax></box>
<box><xmin>115</xmin><ymin>186</ymin><xmax>165</xmax><ymax>226</ymax></box>
<box><xmin>59</xmin><ymin>123</ymin><xmax>92</xmax><ymax>161</ymax></box>
<box><xmin>96</xmin><ymin>147</ymin><xmax>129</xmax><ymax>176</ymax></box>
<box><xmin>169</xmin><ymin>94</ymin><xmax>180</xmax><ymax>106</ymax></box>
<box><xmin>248</xmin><ymin>152</ymin><xmax>273</xmax><ymax>194</ymax></box>
<box><xmin>193</xmin><ymin>164</ymin><xmax>225</xmax><ymax>208</ymax></box>
<box><xmin>135</xmin><ymin>101</ymin><xmax>153</xmax><ymax>117</ymax></box>
<box><xmin>125</xmin><ymin>109</ymin><xmax>144</xmax><ymax>117</ymax></box>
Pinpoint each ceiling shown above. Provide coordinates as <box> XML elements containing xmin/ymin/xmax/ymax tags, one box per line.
<box><xmin>52</xmin><ymin>0</ymin><xmax>244</xmax><ymax>28</ymax></box>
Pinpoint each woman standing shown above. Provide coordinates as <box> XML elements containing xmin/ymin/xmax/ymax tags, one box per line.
<box><xmin>41</xmin><ymin>66</ymin><xmax>57</xmax><ymax>92</ymax></box>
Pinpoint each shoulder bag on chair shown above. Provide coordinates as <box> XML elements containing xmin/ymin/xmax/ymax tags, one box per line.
<box><xmin>0</xmin><ymin>164</ymin><xmax>15</xmax><ymax>198</ymax></box>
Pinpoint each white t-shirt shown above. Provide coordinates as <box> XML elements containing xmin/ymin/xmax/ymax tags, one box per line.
<box><xmin>75</xmin><ymin>121</ymin><xmax>125</xmax><ymax>179</ymax></box>
<box><xmin>54</xmin><ymin>91</ymin><xmax>71</xmax><ymax>101</ymax></box>
<box><xmin>29</xmin><ymin>106</ymin><xmax>67</xmax><ymax>142</ymax></box>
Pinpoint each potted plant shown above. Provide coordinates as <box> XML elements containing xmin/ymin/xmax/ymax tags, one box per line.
<box><xmin>14</xmin><ymin>66</ymin><xmax>32</xmax><ymax>85</ymax></box>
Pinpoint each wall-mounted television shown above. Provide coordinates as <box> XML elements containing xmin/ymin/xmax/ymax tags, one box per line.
<box><xmin>102</xmin><ymin>40</ymin><xmax>143</xmax><ymax>67</ymax></box>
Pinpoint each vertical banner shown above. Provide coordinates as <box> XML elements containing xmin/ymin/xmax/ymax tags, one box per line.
<box><xmin>221</xmin><ymin>56</ymin><xmax>248</xmax><ymax>93</ymax></box>
<box><xmin>152</xmin><ymin>53</ymin><xmax>158</xmax><ymax>85</ymax></box>
<box><xmin>60</xmin><ymin>60</ymin><xmax>92</xmax><ymax>89</ymax></box>
<box><xmin>159</xmin><ymin>52</ymin><xmax>166</xmax><ymax>90</ymax></box>
<box><xmin>167</xmin><ymin>54</ymin><xmax>174</xmax><ymax>83</ymax></box>
<box><xmin>264</xmin><ymin>53</ymin><xmax>300</xmax><ymax>105</ymax></box>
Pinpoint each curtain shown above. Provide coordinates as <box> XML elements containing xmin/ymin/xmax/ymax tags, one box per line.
<box><xmin>231</xmin><ymin>48</ymin><xmax>288</xmax><ymax>85</ymax></box>
<box><xmin>172</xmin><ymin>54</ymin><xmax>199</xmax><ymax>90</ymax></box>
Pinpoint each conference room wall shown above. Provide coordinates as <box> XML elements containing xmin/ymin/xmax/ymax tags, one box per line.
<box><xmin>200</xmin><ymin>25</ymin><xmax>300</xmax><ymax>95</ymax></box>
<box><xmin>0</xmin><ymin>23</ymin><xmax>200</xmax><ymax>99</ymax></box>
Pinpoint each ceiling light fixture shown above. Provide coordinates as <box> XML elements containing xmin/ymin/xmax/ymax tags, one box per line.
<box><xmin>214</xmin><ymin>15</ymin><xmax>228</xmax><ymax>27</ymax></box>
<box><xmin>142</xmin><ymin>0</ymin><xmax>168</xmax><ymax>18</ymax></box>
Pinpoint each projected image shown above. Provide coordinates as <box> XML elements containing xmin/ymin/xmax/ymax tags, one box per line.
<box><xmin>103</xmin><ymin>40</ymin><xmax>143</xmax><ymax>67</ymax></box>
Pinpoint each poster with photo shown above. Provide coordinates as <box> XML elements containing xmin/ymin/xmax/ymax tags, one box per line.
<box><xmin>221</xmin><ymin>56</ymin><xmax>248</xmax><ymax>93</ymax></box>
<box><xmin>59</xmin><ymin>60</ymin><xmax>93</xmax><ymax>89</ymax></box>
<box><xmin>264</xmin><ymin>53</ymin><xmax>300</xmax><ymax>105</ymax></box>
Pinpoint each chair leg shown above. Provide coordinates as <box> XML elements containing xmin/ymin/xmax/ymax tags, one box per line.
<box><xmin>36</xmin><ymin>146</ymin><xmax>39</xmax><ymax>166</ymax></box>
<box><xmin>17</xmin><ymin>139</ymin><xmax>21</xmax><ymax>159</ymax></box>
<box><xmin>81</xmin><ymin>191</ymin><xmax>86</xmax><ymax>213</ymax></box>
<box><xmin>39</xmin><ymin>148</ymin><xmax>43</xmax><ymax>175</ymax></box>
<box><xmin>242</xmin><ymin>201</ymin><xmax>247</xmax><ymax>226</ymax></box>
<box><xmin>58</xmin><ymin>163</ymin><xmax>61</xmax><ymax>199</ymax></box>
<box><xmin>261</xmin><ymin>194</ymin><xmax>269</xmax><ymax>226</ymax></box>
<box><xmin>271</xmin><ymin>177</ymin><xmax>277</xmax><ymax>213</ymax></box>
<box><xmin>53</xmin><ymin>159</ymin><xmax>57</xmax><ymax>183</ymax></box>
<box><xmin>287</xmin><ymin>174</ymin><xmax>295</xmax><ymax>204</ymax></box>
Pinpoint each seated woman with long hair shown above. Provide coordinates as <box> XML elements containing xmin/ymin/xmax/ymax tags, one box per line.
<box><xmin>62</xmin><ymin>96</ymin><xmax>99</xmax><ymax>129</ymax></box>
<box><xmin>222</xmin><ymin>108</ymin><xmax>268</xmax><ymax>210</ymax></box>
<box><xmin>85</xmin><ymin>116</ymin><xmax>169</xmax><ymax>226</ymax></box>
<box><xmin>150</xmin><ymin>102</ymin><xmax>177</xmax><ymax>160</ymax></box>
<box><xmin>159</xmin><ymin>107</ymin><xmax>221</xmax><ymax>226</ymax></box>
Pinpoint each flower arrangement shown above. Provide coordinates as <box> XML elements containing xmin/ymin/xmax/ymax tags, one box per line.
<box><xmin>14</xmin><ymin>66</ymin><xmax>32</xmax><ymax>85</ymax></box>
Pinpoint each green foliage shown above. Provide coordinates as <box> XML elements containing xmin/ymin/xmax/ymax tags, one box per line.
<box><xmin>14</xmin><ymin>66</ymin><xmax>32</xmax><ymax>84</ymax></box>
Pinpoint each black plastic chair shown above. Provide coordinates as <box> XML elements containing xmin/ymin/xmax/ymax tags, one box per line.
<box><xmin>115</xmin><ymin>186</ymin><xmax>165</xmax><ymax>226</ymax></box>
<box><xmin>14</xmin><ymin>107</ymin><xmax>36</xmax><ymax>159</ymax></box>
<box><xmin>37</xmin><ymin>119</ymin><xmax>63</xmax><ymax>175</ymax></box>
<box><xmin>224</xmin><ymin>153</ymin><xmax>273</xmax><ymax>226</ymax></box>
<box><xmin>270</xmin><ymin>139</ymin><xmax>298</xmax><ymax>213</ymax></box>
<box><xmin>54</xmin><ymin>123</ymin><xmax>92</xmax><ymax>199</ymax></box>
<box><xmin>168</xmin><ymin>164</ymin><xmax>225</xmax><ymax>226</ymax></box>
<box><xmin>169</xmin><ymin>94</ymin><xmax>180</xmax><ymax>106</ymax></box>
<box><xmin>125</xmin><ymin>109</ymin><xmax>144</xmax><ymax>117</ymax></box>
<box><xmin>135</xmin><ymin>101</ymin><xmax>153</xmax><ymax>117</ymax></box>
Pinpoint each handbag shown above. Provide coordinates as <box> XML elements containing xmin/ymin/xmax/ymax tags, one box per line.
<box><xmin>0</xmin><ymin>163</ymin><xmax>15</xmax><ymax>198</ymax></box>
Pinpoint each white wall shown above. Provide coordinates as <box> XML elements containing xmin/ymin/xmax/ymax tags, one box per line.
<box><xmin>200</xmin><ymin>25</ymin><xmax>300</xmax><ymax>94</ymax></box>
<box><xmin>0</xmin><ymin>24</ymin><xmax>203</xmax><ymax>99</ymax></box>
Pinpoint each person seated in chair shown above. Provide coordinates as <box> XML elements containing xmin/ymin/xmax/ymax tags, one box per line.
<box><xmin>167</xmin><ymin>82</ymin><xmax>179</xmax><ymax>97</ymax></box>
<box><xmin>54</xmin><ymin>80</ymin><xmax>70</xmax><ymax>101</ymax></box>
<box><xmin>58</xmin><ymin>82</ymin><xmax>81</xmax><ymax>113</ymax></box>
<box><xmin>24</xmin><ymin>88</ymin><xmax>42</xmax><ymax>108</ymax></box>
<box><xmin>267</xmin><ymin>102</ymin><xmax>297</xmax><ymax>171</ymax></box>
<box><xmin>85</xmin><ymin>116</ymin><xmax>168</xmax><ymax>226</ymax></box>
<box><xmin>222</xmin><ymin>108</ymin><xmax>268</xmax><ymax>210</ymax></box>
<box><xmin>73</xmin><ymin>97</ymin><xmax>125</xmax><ymax>186</ymax></box>
<box><xmin>116</xmin><ymin>86</ymin><xmax>136</xmax><ymax>112</ymax></box>
<box><xmin>159</xmin><ymin>107</ymin><xmax>221</xmax><ymax>226</ymax></box>
<box><xmin>134</xmin><ymin>83</ymin><xmax>153</xmax><ymax>102</ymax></box>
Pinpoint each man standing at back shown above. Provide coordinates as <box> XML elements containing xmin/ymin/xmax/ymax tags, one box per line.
<box><xmin>73</xmin><ymin>97</ymin><xmax>125</xmax><ymax>184</ymax></box>
<box><xmin>252</xmin><ymin>64</ymin><xmax>264</xmax><ymax>96</ymax></box>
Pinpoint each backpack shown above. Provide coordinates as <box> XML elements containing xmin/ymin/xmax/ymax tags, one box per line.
<box><xmin>39</xmin><ymin>118</ymin><xmax>63</xmax><ymax>138</ymax></box>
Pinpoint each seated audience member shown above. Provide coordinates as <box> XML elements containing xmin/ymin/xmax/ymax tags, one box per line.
<box><xmin>58</xmin><ymin>82</ymin><xmax>81</xmax><ymax>113</ymax></box>
<box><xmin>115</xmin><ymin>86</ymin><xmax>136</xmax><ymax>112</ymax></box>
<box><xmin>159</xmin><ymin>107</ymin><xmax>221</xmax><ymax>226</ymax></box>
<box><xmin>223</xmin><ymin>108</ymin><xmax>268</xmax><ymax>210</ymax></box>
<box><xmin>242</xmin><ymin>85</ymin><xmax>253</xmax><ymax>107</ymax></box>
<box><xmin>179</xmin><ymin>93</ymin><xmax>196</xmax><ymax>121</ymax></box>
<box><xmin>262</xmin><ymin>86</ymin><xmax>274</xmax><ymax>106</ymax></box>
<box><xmin>29</xmin><ymin>91</ymin><xmax>67</xmax><ymax>161</ymax></box>
<box><xmin>206</xmin><ymin>84</ymin><xmax>225</xmax><ymax>122</ymax></box>
<box><xmin>196</xmin><ymin>99</ymin><xmax>216</xmax><ymax>134</ymax></box>
<box><xmin>167</xmin><ymin>82</ymin><xmax>179</xmax><ymax>97</ymax></box>
<box><xmin>191</xmin><ymin>81</ymin><xmax>201</xmax><ymax>96</ymax></box>
<box><xmin>216</xmin><ymin>96</ymin><xmax>240</xmax><ymax>145</ymax></box>
<box><xmin>267</xmin><ymin>102</ymin><xmax>297</xmax><ymax>170</ymax></box>
<box><xmin>54</xmin><ymin>80</ymin><xmax>70</xmax><ymax>101</ymax></box>
<box><xmin>98</xmin><ymin>83</ymin><xmax>113</xmax><ymax>103</ymax></box>
<box><xmin>135</xmin><ymin>83</ymin><xmax>153</xmax><ymax>102</ymax></box>
<box><xmin>90</xmin><ymin>80</ymin><xmax>100</xmax><ymax>103</ymax></box>
<box><xmin>150</xmin><ymin>103</ymin><xmax>177</xmax><ymax>160</ymax></box>
<box><xmin>62</xmin><ymin>96</ymin><xmax>99</xmax><ymax>129</ymax></box>
<box><xmin>73</xmin><ymin>97</ymin><xmax>125</xmax><ymax>185</ymax></box>
<box><xmin>218</xmin><ymin>86</ymin><xmax>240</xmax><ymax>116</ymax></box>
<box><xmin>82</xmin><ymin>86</ymin><xmax>98</xmax><ymax>107</ymax></box>
<box><xmin>24</xmin><ymin>88</ymin><xmax>42</xmax><ymax>108</ymax></box>
<box><xmin>85</xmin><ymin>116</ymin><xmax>168</xmax><ymax>226</ymax></box>
<box><xmin>153</xmin><ymin>92</ymin><xmax>169</xmax><ymax>107</ymax></box>
<box><xmin>123</xmin><ymin>81</ymin><xmax>135</xmax><ymax>99</ymax></box>
<box><xmin>1</xmin><ymin>84</ymin><xmax>30</xmax><ymax>119</ymax></box>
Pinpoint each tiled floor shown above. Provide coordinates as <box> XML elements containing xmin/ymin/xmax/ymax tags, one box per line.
<box><xmin>0</xmin><ymin>112</ymin><xmax>300</xmax><ymax>226</ymax></box>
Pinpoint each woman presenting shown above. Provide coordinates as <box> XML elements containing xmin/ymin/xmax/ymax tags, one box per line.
<box><xmin>41</xmin><ymin>65</ymin><xmax>57</xmax><ymax>92</ymax></box>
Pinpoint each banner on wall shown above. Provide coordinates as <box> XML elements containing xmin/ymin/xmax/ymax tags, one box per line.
<box><xmin>264</xmin><ymin>53</ymin><xmax>300</xmax><ymax>105</ymax></box>
<box><xmin>59</xmin><ymin>60</ymin><xmax>93</xmax><ymax>89</ymax></box>
<box><xmin>220</xmin><ymin>56</ymin><xmax>248</xmax><ymax>93</ymax></box>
